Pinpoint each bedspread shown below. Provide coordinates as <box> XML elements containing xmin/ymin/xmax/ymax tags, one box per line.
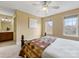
<box><xmin>19</xmin><ymin>39</ymin><xmax>49</xmax><ymax>58</ymax></box>
<box><xmin>19</xmin><ymin>37</ymin><xmax>56</xmax><ymax>58</ymax></box>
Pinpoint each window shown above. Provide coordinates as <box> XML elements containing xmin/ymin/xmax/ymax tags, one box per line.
<box><xmin>45</xmin><ymin>20</ymin><xmax>53</xmax><ymax>35</ymax></box>
<box><xmin>63</xmin><ymin>15</ymin><xmax>78</xmax><ymax>36</ymax></box>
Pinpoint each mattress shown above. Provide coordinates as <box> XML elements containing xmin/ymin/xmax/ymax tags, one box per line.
<box><xmin>42</xmin><ymin>38</ymin><xmax>79</xmax><ymax>58</ymax></box>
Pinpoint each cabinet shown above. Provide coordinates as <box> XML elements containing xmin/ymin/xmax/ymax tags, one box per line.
<box><xmin>0</xmin><ymin>32</ymin><xmax>13</xmax><ymax>42</ymax></box>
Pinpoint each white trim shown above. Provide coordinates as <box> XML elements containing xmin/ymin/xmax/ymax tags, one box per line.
<box><xmin>76</xmin><ymin>17</ymin><xmax>78</xmax><ymax>36</ymax></box>
<box><xmin>63</xmin><ymin>34</ymin><xmax>78</xmax><ymax>37</ymax></box>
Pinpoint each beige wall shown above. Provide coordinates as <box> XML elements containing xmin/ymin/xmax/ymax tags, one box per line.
<box><xmin>15</xmin><ymin>10</ymin><xmax>41</xmax><ymax>44</ymax></box>
<box><xmin>42</xmin><ymin>8</ymin><xmax>79</xmax><ymax>41</ymax></box>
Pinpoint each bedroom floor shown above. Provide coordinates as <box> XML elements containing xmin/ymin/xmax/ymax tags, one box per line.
<box><xmin>0</xmin><ymin>44</ymin><xmax>21</xmax><ymax>58</ymax></box>
<box><xmin>0</xmin><ymin>41</ymin><xmax>16</xmax><ymax>47</ymax></box>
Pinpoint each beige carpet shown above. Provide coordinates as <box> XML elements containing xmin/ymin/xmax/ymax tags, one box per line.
<box><xmin>0</xmin><ymin>44</ymin><xmax>21</xmax><ymax>58</ymax></box>
<box><xmin>0</xmin><ymin>41</ymin><xmax>16</xmax><ymax>47</ymax></box>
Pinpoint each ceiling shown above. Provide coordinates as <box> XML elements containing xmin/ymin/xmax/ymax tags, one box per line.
<box><xmin>0</xmin><ymin>1</ymin><xmax>79</xmax><ymax>17</ymax></box>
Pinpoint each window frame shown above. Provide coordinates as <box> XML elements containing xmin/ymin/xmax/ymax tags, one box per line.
<box><xmin>63</xmin><ymin>15</ymin><xmax>79</xmax><ymax>37</ymax></box>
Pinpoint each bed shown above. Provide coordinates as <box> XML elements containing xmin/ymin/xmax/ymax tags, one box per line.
<box><xmin>19</xmin><ymin>36</ymin><xmax>56</xmax><ymax>58</ymax></box>
<box><xmin>19</xmin><ymin>36</ymin><xmax>79</xmax><ymax>58</ymax></box>
<box><xmin>42</xmin><ymin>38</ymin><xmax>79</xmax><ymax>58</ymax></box>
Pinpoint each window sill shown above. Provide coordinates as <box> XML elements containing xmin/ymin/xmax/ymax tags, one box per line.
<box><xmin>63</xmin><ymin>34</ymin><xmax>79</xmax><ymax>37</ymax></box>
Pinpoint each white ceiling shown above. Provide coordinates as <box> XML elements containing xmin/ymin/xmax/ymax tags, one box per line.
<box><xmin>0</xmin><ymin>1</ymin><xmax>79</xmax><ymax>17</ymax></box>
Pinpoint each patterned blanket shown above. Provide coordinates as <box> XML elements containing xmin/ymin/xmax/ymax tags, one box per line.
<box><xmin>19</xmin><ymin>36</ymin><xmax>56</xmax><ymax>58</ymax></box>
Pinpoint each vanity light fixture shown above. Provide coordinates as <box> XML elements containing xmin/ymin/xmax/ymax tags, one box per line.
<box><xmin>8</xmin><ymin>19</ymin><xmax>12</xmax><ymax>22</ymax></box>
<box><xmin>2</xmin><ymin>19</ymin><xmax>5</xmax><ymax>21</ymax></box>
<box><xmin>5</xmin><ymin>18</ymin><xmax>8</xmax><ymax>21</ymax></box>
<box><xmin>1</xmin><ymin>17</ymin><xmax>12</xmax><ymax>22</ymax></box>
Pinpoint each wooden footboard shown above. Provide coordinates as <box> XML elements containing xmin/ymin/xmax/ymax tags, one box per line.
<box><xmin>19</xmin><ymin>41</ymin><xmax>44</xmax><ymax>58</ymax></box>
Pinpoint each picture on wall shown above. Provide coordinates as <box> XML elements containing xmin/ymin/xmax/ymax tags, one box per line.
<box><xmin>28</xmin><ymin>18</ymin><xmax>38</xmax><ymax>29</ymax></box>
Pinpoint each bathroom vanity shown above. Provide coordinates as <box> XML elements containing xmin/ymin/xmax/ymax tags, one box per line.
<box><xmin>0</xmin><ymin>32</ymin><xmax>13</xmax><ymax>42</ymax></box>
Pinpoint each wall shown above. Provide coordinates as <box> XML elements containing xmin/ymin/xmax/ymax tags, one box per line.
<box><xmin>15</xmin><ymin>10</ymin><xmax>41</xmax><ymax>44</ymax></box>
<box><xmin>42</xmin><ymin>8</ymin><xmax>79</xmax><ymax>41</ymax></box>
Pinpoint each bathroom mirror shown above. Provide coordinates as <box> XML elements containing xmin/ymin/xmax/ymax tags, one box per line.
<box><xmin>0</xmin><ymin>14</ymin><xmax>14</xmax><ymax>32</ymax></box>
<box><xmin>0</xmin><ymin>17</ymin><xmax>14</xmax><ymax>32</ymax></box>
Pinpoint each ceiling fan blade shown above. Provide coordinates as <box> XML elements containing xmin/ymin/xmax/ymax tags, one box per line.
<box><xmin>52</xmin><ymin>6</ymin><xmax>60</xmax><ymax>9</ymax></box>
<box><xmin>32</xmin><ymin>1</ymin><xmax>51</xmax><ymax>6</ymax></box>
<box><xmin>32</xmin><ymin>2</ymin><xmax>41</xmax><ymax>5</ymax></box>
<box><xmin>42</xmin><ymin>1</ymin><xmax>52</xmax><ymax>6</ymax></box>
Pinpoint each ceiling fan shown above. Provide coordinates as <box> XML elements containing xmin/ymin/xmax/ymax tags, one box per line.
<box><xmin>32</xmin><ymin>1</ymin><xmax>60</xmax><ymax>11</ymax></box>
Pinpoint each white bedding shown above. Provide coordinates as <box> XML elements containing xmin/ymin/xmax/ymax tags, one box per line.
<box><xmin>42</xmin><ymin>38</ymin><xmax>79</xmax><ymax>58</ymax></box>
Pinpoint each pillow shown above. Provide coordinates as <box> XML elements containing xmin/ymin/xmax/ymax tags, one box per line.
<box><xmin>41</xmin><ymin>35</ymin><xmax>56</xmax><ymax>44</ymax></box>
